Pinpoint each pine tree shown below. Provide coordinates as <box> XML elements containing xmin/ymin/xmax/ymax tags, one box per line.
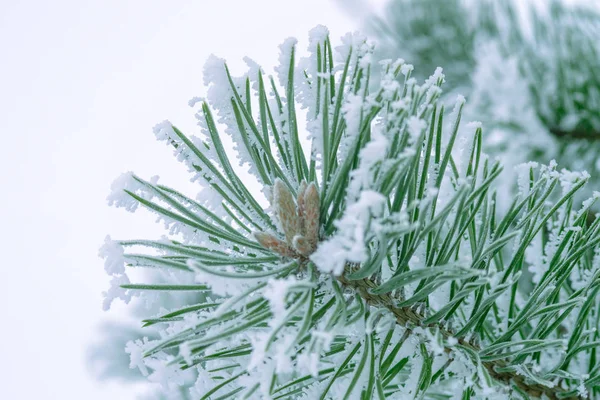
<box><xmin>101</xmin><ymin>27</ymin><xmax>600</xmax><ymax>399</ymax></box>
<box><xmin>366</xmin><ymin>0</ymin><xmax>479</xmax><ymax>94</ymax></box>
<box><xmin>362</xmin><ymin>0</ymin><xmax>600</xmax><ymax>208</ymax></box>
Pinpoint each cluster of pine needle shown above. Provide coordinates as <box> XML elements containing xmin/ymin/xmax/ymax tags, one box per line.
<box><xmin>101</xmin><ymin>24</ymin><xmax>600</xmax><ymax>399</ymax></box>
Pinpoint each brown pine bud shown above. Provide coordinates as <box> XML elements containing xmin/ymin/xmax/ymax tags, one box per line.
<box><xmin>273</xmin><ymin>179</ymin><xmax>299</xmax><ymax>244</ymax></box>
<box><xmin>303</xmin><ymin>182</ymin><xmax>320</xmax><ymax>251</ymax></box>
<box><xmin>292</xmin><ymin>234</ymin><xmax>311</xmax><ymax>256</ymax></box>
<box><xmin>297</xmin><ymin>180</ymin><xmax>308</xmax><ymax>235</ymax></box>
<box><xmin>254</xmin><ymin>232</ymin><xmax>295</xmax><ymax>257</ymax></box>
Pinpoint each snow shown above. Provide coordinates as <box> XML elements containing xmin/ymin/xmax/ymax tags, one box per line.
<box><xmin>243</xmin><ymin>56</ymin><xmax>262</xmax><ymax>91</ymax></box>
<box><xmin>407</xmin><ymin>116</ymin><xmax>426</xmax><ymax>141</ymax></box>
<box><xmin>401</xmin><ymin>63</ymin><xmax>414</xmax><ymax>76</ymax></box>
<box><xmin>106</xmin><ymin>171</ymin><xmax>145</xmax><ymax>212</ymax></box>
<box><xmin>346</xmin><ymin>124</ymin><xmax>389</xmax><ymax>201</ymax></box>
<box><xmin>145</xmin><ymin>356</ymin><xmax>188</xmax><ymax>389</ymax></box>
<box><xmin>273</xmin><ymin>338</ymin><xmax>294</xmax><ymax>374</ymax></box>
<box><xmin>102</xmin><ymin>274</ymin><xmax>133</xmax><ymax>311</ymax></box>
<box><xmin>334</xmin><ymin>31</ymin><xmax>368</xmax><ymax>67</ymax></box>
<box><xmin>515</xmin><ymin>161</ymin><xmax>538</xmax><ymax>196</ymax></box>
<box><xmin>311</xmin><ymin>190</ymin><xmax>386</xmax><ymax>275</ymax></box>
<box><xmin>308</xmin><ymin>25</ymin><xmax>330</xmax><ymax>48</ymax></box>
<box><xmin>264</xmin><ymin>277</ymin><xmax>297</xmax><ymax>320</ymax></box>
<box><xmin>467</xmin><ymin>121</ymin><xmax>482</xmax><ymax>130</ymax></box>
<box><xmin>195</xmin><ymin>185</ymin><xmax>224</xmax><ymax>210</ymax></box>
<box><xmin>179</xmin><ymin>342</ymin><xmax>193</xmax><ymax>366</ymax></box>
<box><xmin>526</xmin><ymin>232</ymin><xmax>545</xmax><ymax>285</ymax></box>
<box><xmin>153</xmin><ymin>120</ymin><xmax>176</xmax><ymax>142</ymax></box>
<box><xmin>247</xmin><ymin>333</ymin><xmax>270</xmax><ymax>372</ymax></box>
<box><xmin>341</xmin><ymin>92</ymin><xmax>365</xmax><ymax>141</ymax></box>
<box><xmin>297</xmin><ymin>351</ymin><xmax>320</xmax><ymax>377</ymax></box>
<box><xmin>125</xmin><ymin>339</ymin><xmax>150</xmax><ymax>376</ymax></box>
<box><xmin>192</xmin><ymin>266</ymin><xmax>258</xmax><ymax>297</ymax></box>
<box><xmin>558</xmin><ymin>168</ymin><xmax>589</xmax><ymax>194</ymax></box>
<box><xmin>98</xmin><ymin>235</ymin><xmax>126</xmax><ymax>276</ymax></box>
<box><xmin>187</xmin><ymin>96</ymin><xmax>203</xmax><ymax>107</ymax></box>
<box><xmin>275</xmin><ymin>37</ymin><xmax>298</xmax><ymax>89</ymax></box>
<box><xmin>453</xmin><ymin>94</ymin><xmax>466</xmax><ymax>111</ymax></box>
<box><xmin>203</xmin><ymin>54</ymin><xmax>264</xmax><ymax>180</ymax></box>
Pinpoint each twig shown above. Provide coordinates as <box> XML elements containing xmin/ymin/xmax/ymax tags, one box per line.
<box><xmin>337</xmin><ymin>272</ymin><xmax>582</xmax><ymax>400</ymax></box>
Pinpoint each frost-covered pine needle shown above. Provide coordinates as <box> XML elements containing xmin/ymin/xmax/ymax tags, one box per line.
<box><xmin>102</xmin><ymin>27</ymin><xmax>600</xmax><ymax>399</ymax></box>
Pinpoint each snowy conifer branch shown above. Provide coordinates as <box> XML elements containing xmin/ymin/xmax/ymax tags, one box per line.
<box><xmin>516</xmin><ymin>0</ymin><xmax>600</xmax><ymax>140</ymax></box>
<box><xmin>102</xmin><ymin>27</ymin><xmax>600</xmax><ymax>399</ymax></box>
<box><xmin>360</xmin><ymin>0</ymin><xmax>600</xmax><ymax>214</ymax></box>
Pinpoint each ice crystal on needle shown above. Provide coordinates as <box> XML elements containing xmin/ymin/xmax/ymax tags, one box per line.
<box><xmin>102</xmin><ymin>26</ymin><xmax>600</xmax><ymax>399</ymax></box>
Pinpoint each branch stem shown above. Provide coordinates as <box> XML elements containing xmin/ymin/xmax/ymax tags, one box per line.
<box><xmin>337</xmin><ymin>272</ymin><xmax>580</xmax><ymax>400</ymax></box>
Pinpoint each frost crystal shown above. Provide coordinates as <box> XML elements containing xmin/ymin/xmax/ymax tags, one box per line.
<box><xmin>107</xmin><ymin>172</ymin><xmax>144</xmax><ymax>212</ymax></box>
<box><xmin>102</xmin><ymin>274</ymin><xmax>132</xmax><ymax>311</ymax></box>
<box><xmin>98</xmin><ymin>235</ymin><xmax>125</xmax><ymax>275</ymax></box>
<box><xmin>311</xmin><ymin>190</ymin><xmax>386</xmax><ymax>275</ymax></box>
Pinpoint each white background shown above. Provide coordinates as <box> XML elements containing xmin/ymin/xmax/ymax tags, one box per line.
<box><xmin>0</xmin><ymin>0</ymin><xmax>372</xmax><ymax>398</ymax></box>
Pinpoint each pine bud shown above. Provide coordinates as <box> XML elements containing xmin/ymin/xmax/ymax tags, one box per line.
<box><xmin>297</xmin><ymin>180</ymin><xmax>308</xmax><ymax>235</ymax></box>
<box><xmin>254</xmin><ymin>232</ymin><xmax>295</xmax><ymax>257</ymax></box>
<box><xmin>274</xmin><ymin>179</ymin><xmax>300</xmax><ymax>245</ymax></box>
<box><xmin>303</xmin><ymin>182</ymin><xmax>320</xmax><ymax>251</ymax></box>
<box><xmin>292</xmin><ymin>234</ymin><xmax>311</xmax><ymax>256</ymax></box>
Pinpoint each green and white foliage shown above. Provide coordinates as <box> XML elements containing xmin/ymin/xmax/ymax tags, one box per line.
<box><xmin>506</xmin><ymin>0</ymin><xmax>600</xmax><ymax>194</ymax></box>
<box><xmin>364</xmin><ymin>0</ymin><xmax>500</xmax><ymax>95</ymax></box>
<box><xmin>467</xmin><ymin>0</ymin><xmax>600</xmax><ymax>212</ymax></box>
<box><xmin>102</xmin><ymin>27</ymin><xmax>600</xmax><ymax>399</ymax></box>
<box><xmin>363</xmin><ymin>0</ymin><xmax>600</xmax><ymax>209</ymax></box>
<box><xmin>519</xmin><ymin>0</ymin><xmax>600</xmax><ymax>138</ymax></box>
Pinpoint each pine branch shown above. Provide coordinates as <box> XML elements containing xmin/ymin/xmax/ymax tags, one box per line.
<box><xmin>549</xmin><ymin>127</ymin><xmax>600</xmax><ymax>141</ymax></box>
<box><xmin>102</xmin><ymin>27</ymin><xmax>600</xmax><ymax>399</ymax></box>
<box><xmin>337</xmin><ymin>268</ymin><xmax>578</xmax><ymax>400</ymax></box>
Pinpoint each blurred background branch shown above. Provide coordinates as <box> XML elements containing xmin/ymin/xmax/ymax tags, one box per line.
<box><xmin>339</xmin><ymin>0</ymin><xmax>600</xmax><ymax>206</ymax></box>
